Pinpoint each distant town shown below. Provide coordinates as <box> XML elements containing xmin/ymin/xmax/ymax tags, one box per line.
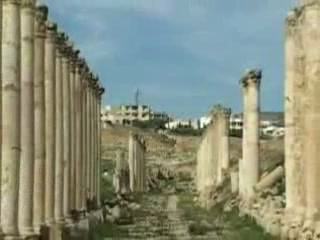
<box><xmin>101</xmin><ymin>104</ymin><xmax>284</xmax><ymax>138</ymax></box>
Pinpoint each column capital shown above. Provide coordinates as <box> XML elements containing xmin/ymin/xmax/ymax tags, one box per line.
<box><xmin>45</xmin><ymin>21</ymin><xmax>57</xmax><ymax>42</ymax></box>
<box><xmin>98</xmin><ymin>87</ymin><xmax>105</xmax><ymax>96</ymax></box>
<box><xmin>70</xmin><ymin>49</ymin><xmax>80</xmax><ymax>73</ymax></box>
<box><xmin>240</xmin><ymin>69</ymin><xmax>262</xmax><ymax>88</ymax></box>
<box><xmin>21</xmin><ymin>0</ymin><xmax>36</xmax><ymax>8</ymax></box>
<box><xmin>35</xmin><ymin>5</ymin><xmax>49</xmax><ymax>38</ymax></box>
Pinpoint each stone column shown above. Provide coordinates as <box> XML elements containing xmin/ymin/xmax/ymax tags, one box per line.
<box><xmin>97</xmin><ymin>87</ymin><xmax>104</xmax><ymax>206</ymax></box>
<box><xmin>44</xmin><ymin>21</ymin><xmax>57</xmax><ymax>226</ymax></box>
<box><xmin>54</xmin><ymin>32</ymin><xmax>65</xmax><ymax>224</ymax></box>
<box><xmin>86</xmin><ymin>75</ymin><xmax>93</xmax><ymax>204</ymax></box>
<box><xmin>220</xmin><ymin>108</ymin><xmax>231</xmax><ymax>171</ymax></box>
<box><xmin>69</xmin><ymin>48</ymin><xmax>79</xmax><ymax>211</ymax></box>
<box><xmin>0</xmin><ymin>0</ymin><xmax>2</xmax><ymax>233</ymax></box>
<box><xmin>128</xmin><ymin>132</ymin><xmax>135</xmax><ymax>192</ymax></box>
<box><xmin>18</xmin><ymin>0</ymin><xmax>36</xmax><ymax>237</ymax></box>
<box><xmin>33</xmin><ymin>5</ymin><xmax>48</xmax><ymax>234</ymax></box>
<box><xmin>62</xmin><ymin>39</ymin><xmax>71</xmax><ymax>220</ymax></box>
<box><xmin>1</xmin><ymin>0</ymin><xmax>21</xmax><ymax>237</ymax></box>
<box><xmin>75</xmin><ymin>57</ymin><xmax>84</xmax><ymax>210</ymax></box>
<box><xmin>81</xmin><ymin>66</ymin><xmax>89</xmax><ymax>210</ymax></box>
<box><xmin>91</xmin><ymin>81</ymin><xmax>97</xmax><ymax>203</ymax></box>
<box><xmin>240</xmin><ymin>69</ymin><xmax>261</xmax><ymax>200</ymax></box>
<box><xmin>302</xmin><ymin>2</ymin><xmax>320</xmax><ymax>220</ymax></box>
<box><xmin>284</xmin><ymin>9</ymin><xmax>306</xmax><ymax>217</ymax></box>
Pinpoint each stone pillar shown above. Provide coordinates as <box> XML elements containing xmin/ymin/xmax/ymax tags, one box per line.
<box><xmin>91</xmin><ymin>80</ymin><xmax>98</xmax><ymax>203</ymax></box>
<box><xmin>75</xmin><ymin>57</ymin><xmax>84</xmax><ymax>210</ymax></box>
<box><xmin>284</xmin><ymin>9</ymin><xmax>306</xmax><ymax>217</ymax></box>
<box><xmin>1</xmin><ymin>0</ymin><xmax>21</xmax><ymax>237</ymax></box>
<box><xmin>220</xmin><ymin>108</ymin><xmax>231</xmax><ymax>171</ymax></box>
<box><xmin>44</xmin><ymin>21</ymin><xmax>57</xmax><ymax>226</ymax></box>
<box><xmin>97</xmin><ymin>87</ymin><xmax>104</xmax><ymax>206</ymax></box>
<box><xmin>240</xmin><ymin>69</ymin><xmax>261</xmax><ymax>200</ymax></box>
<box><xmin>18</xmin><ymin>0</ymin><xmax>36</xmax><ymax>237</ymax></box>
<box><xmin>0</xmin><ymin>0</ymin><xmax>2</xmax><ymax>233</ymax></box>
<box><xmin>33</xmin><ymin>5</ymin><xmax>48</xmax><ymax>234</ymax></box>
<box><xmin>86</xmin><ymin>74</ymin><xmax>93</xmax><ymax>204</ymax></box>
<box><xmin>128</xmin><ymin>132</ymin><xmax>135</xmax><ymax>192</ymax></box>
<box><xmin>69</xmin><ymin>48</ymin><xmax>79</xmax><ymax>211</ymax></box>
<box><xmin>81</xmin><ymin>66</ymin><xmax>89</xmax><ymax>210</ymax></box>
<box><xmin>54</xmin><ymin>32</ymin><xmax>65</xmax><ymax>224</ymax></box>
<box><xmin>62</xmin><ymin>39</ymin><xmax>71</xmax><ymax>220</ymax></box>
<box><xmin>302</xmin><ymin>2</ymin><xmax>320</xmax><ymax>220</ymax></box>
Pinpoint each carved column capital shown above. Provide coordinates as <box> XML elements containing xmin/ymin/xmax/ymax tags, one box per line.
<box><xmin>240</xmin><ymin>69</ymin><xmax>262</xmax><ymax>88</ymax></box>
<box><xmin>45</xmin><ymin>21</ymin><xmax>57</xmax><ymax>44</ymax></box>
<box><xmin>35</xmin><ymin>5</ymin><xmax>48</xmax><ymax>38</ymax></box>
<box><xmin>70</xmin><ymin>49</ymin><xmax>80</xmax><ymax>73</ymax></box>
<box><xmin>21</xmin><ymin>0</ymin><xmax>36</xmax><ymax>8</ymax></box>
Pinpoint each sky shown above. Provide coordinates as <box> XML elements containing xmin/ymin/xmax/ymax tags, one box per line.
<box><xmin>42</xmin><ymin>0</ymin><xmax>295</xmax><ymax>118</ymax></box>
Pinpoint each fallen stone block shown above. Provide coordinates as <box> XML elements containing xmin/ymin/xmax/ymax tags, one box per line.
<box><xmin>254</xmin><ymin>166</ymin><xmax>284</xmax><ymax>193</ymax></box>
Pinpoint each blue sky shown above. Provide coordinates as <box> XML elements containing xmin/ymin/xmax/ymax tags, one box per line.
<box><xmin>43</xmin><ymin>0</ymin><xmax>294</xmax><ymax>118</ymax></box>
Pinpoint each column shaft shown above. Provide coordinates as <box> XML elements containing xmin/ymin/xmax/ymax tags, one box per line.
<box><xmin>69</xmin><ymin>57</ymin><xmax>76</xmax><ymax>211</ymax></box>
<box><xmin>1</xmin><ymin>0</ymin><xmax>21</xmax><ymax>237</ymax></box>
<box><xmin>285</xmin><ymin>10</ymin><xmax>306</xmax><ymax>215</ymax></box>
<box><xmin>241</xmin><ymin>70</ymin><xmax>261</xmax><ymax>200</ymax></box>
<box><xmin>54</xmin><ymin>37</ymin><xmax>64</xmax><ymax>223</ymax></box>
<box><xmin>33</xmin><ymin>6</ymin><xmax>47</xmax><ymax>233</ymax></box>
<box><xmin>19</xmin><ymin>0</ymin><xmax>35</xmax><ymax>236</ymax></box>
<box><xmin>75</xmin><ymin>61</ymin><xmax>83</xmax><ymax>210</ymax></box>
<box><xmin>62</xmin><ymin>46</ymin><xmax>71</xmax><ymax>219</ymax></box>
<box><xmin>44</xmin><ymin>22</ymin><xmax>56</xmax><ymax>225</ymax></box>
<box><xmin>303</xmin><ymin>4</ymin><xmax>320</xmax><ymax>219</ymax></box>
<box><xmin>81</xmin><ymin>78</ymin><xmax>88</xmax><ymax>209</ymax></box>
<box><xmin>86</xmin><ymin>84</ymin><xmax>92</xmax><ymax>202</ymax></box>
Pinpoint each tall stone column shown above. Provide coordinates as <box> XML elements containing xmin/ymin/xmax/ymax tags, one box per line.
<box><xmin>240</xmin><ymin>69</ymin><xmax>261</xmax><ymax>200</ymax></box>
<box><xmin>0</xmin><ymin>0</ymin><xmax>2</xmax><ymax>233</ymax></box>
<box><xmin>302</xmin><ymin>2</ymin><xmax>320</xmax><ymax>220</ymax></box>
<box><xmin>33</xmin><ymin>5</ymin><xmax>48</xmax><ymax>234</ymax></box>
<box><xmin>81</xmin><ymin>67</ymin><xmax>89</xmax><ymax>210</ymax></box>
<box><xmin>92</xmin><ymin>80</ymin><xmax>99</xmax><ymax>203</ymax></box>
<box><xmin>44</xmin><ymin>21</ymin><xmax>57</xmax><ymax>226</ymax></box>
<box><xmin>54</xmin><ymin>32</ymin><xmax>65</xmax><ymax>224</ymax></box>
<box><xmin>69</xmin><ymin>48</ymin><xmax>79</xmax><ymax>211</ymax></box>
<box><xmin>86</xmin><ymin>75</ymin><xmax>93</xmax><ymax>203</ymax></box>
<box><xmin>284</xmin><ymin>9</ymin><xmax>306</xmax><ymax>217</ymax></box>
<box><xmin>62</xmin><ymin>39</ymin><xmax>71</xmax><ymax>219</ymax></box>
<box><xmin>97</xmin><ymin>87</ymin><xmax>105</xmax><ymax>206</ymax></box>
<box><xmin>19</xmin><ymin>0</ymin><xmax>36</xmax><ymax>237</ymax></box>
<box><xmin>1</xmin><ymin>0</ymin><xmax>21</xmax><ymax>237</ymax></box>
<box><xmin>75</xmin><ymin>57</ymin><xmax>84</xmax><ymax>210</ymax></box>
<box><xmin>220</xmin><ymin>108</ymin><xmax>231</xmax><ymax>171</ymax></box>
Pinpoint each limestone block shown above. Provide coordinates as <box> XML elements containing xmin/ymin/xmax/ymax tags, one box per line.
<box><xmin>230</xmin><ymin>170</ymin><xmax>239</xmax><ymax>193</ymax></box>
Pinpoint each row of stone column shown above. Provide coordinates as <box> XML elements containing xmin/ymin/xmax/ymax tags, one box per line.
<box><xmin>0</xmin><ymin>1</ymin><xmax>105</xmax><ymax>239</ymax></box>
<box><xmin>196</xmin><ymin>105</ymin><xmax>231</xmax><ymax>194</ymax></box>
<box><xmin>113</xmin><ymin>150</ymin><xmax>130</xmax><ymax>194</ymax></box>
<box><xmin>128</xmin><ymin>132</ymin><xmax>147</xmax><ymax>193</ymax></box>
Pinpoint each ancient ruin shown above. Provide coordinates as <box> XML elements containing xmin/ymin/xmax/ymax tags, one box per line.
<box><xmin>0</xmin><ymin>1</ymin><xmax>105</xmax><ymax>239</ymax></box>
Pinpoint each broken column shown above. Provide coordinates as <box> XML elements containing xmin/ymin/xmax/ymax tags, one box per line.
<box><xmin>1</xmin><ymin>0</ymin><xmax>21</xmax><ymax>238</ymax></box>
<box><xmin>240</xmin><ymin>69</ymin><xmax>261</xmax><ymax>200</ymax></box>
<box><xmin>33</xmin><ymin>5</ymin><xmax>48</xmax><ymax>234</ymax></box>
<box><xmin>284</xmin><ymin>9</ymin><xmax>306</xmax><ymax>218</ymax></box>
<box><xmin>19</xmin><ymin>0</ymin><xmax>36</xmax><ymax>237</ymax></box>
<box><xmin>44</xmin><ymin>21</ymin><xmax>57</xmax><ymax>226</ymax></box>
<box><xmin>128</xmin><ymin>132</ymin><xmax>146</xmax><ymax>193</ymax></box>
<box><xmin>114</xmin><ymin>150</ymin><xmax>129</xmax><ymax>194</ymax></box>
